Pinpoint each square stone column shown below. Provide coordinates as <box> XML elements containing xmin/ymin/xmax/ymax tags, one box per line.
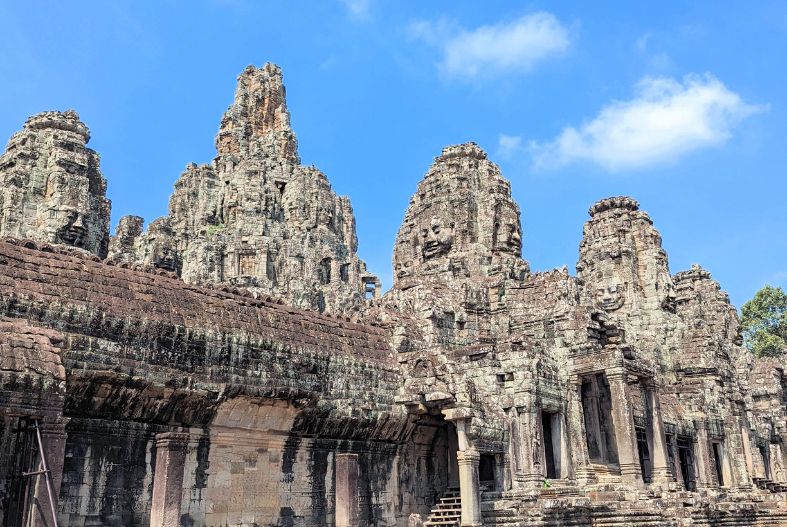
<box><xmin>694</xmin><ymin>423</ymin><xmax>714</xmax><ymax>489</ymax></box>
<box><xmin>335</xmin><ymin>453</ymin><xmax>359</xmax><ymax>527</ymax></box>
<box><xmin>150</xmin><ymin>432</ymin><xmax>189</xmax><ymax>527</ymax></box>
<box><xmin>607</xmin><ymin>370</ymin><xmax>642</xmax><ymax>486</ymax></box>
<box><xmin>516</xmin><ymin>393</ymin><xmax>544</xmax><ymax>486</ymax></box>
<box><xmin>727</xmin><ymin>416</ymin><xmax>752</xmax><ymax>490</ymax></box>
<box><xmin>567</xmin><ymin>379</ymin><xmax>595</xmax><ymax>485</ymax></box>
<box><xmin>457</xmin><ymin>449</ymin><xmax>481</xmax><ymax>527</ymax></box>
<box><xmin>29</xmin><ymin>419</ymin><xmax>68</xmax><ymax>527</ymax></box>
<box><xmin>644</xmin><ymin>383</ymin><xmax>671</xmax><ymax>485</ymax></box>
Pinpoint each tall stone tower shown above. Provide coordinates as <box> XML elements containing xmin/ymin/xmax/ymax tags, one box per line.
<box><xmin>109</xmin><ymin>64</ymin><xmax>377</xmax><ymax>314</ymax></box>
<box><xmin>383</xmin><ymin>142</ymin><xmax>529</xmax><ymax>350</ymax></box>
<box><xmin>0</xmin><ymin>110</ymin><xmax>111</xmax><ymax>257</ymax></box>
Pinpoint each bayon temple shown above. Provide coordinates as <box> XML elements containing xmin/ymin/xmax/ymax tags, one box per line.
<box><xmin>0</xmin><ymin>64</ymin><xmax>785</xmax><ymax>527</ymax></box>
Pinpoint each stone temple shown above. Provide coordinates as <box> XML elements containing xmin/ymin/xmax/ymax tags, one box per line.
<box><xmin>0</xmin><ymin>64</ymin><xmax>785</xmax><ymax>527</ymax></box>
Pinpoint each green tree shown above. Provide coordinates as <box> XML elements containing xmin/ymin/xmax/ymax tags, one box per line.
<box><xmin>740</xmin><ymin>285</ymin><xmax>787</xmax><ymax>357</ymax></box>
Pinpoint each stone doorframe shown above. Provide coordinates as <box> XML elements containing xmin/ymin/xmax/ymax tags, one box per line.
<box><xmin>568</xmin><ymin>349</ymin><xmax>670</xmax><ymax>488</ymax></box>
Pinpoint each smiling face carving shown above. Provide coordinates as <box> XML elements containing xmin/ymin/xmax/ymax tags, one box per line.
<box><xmin>595</xmin><ymin>280</ymin><xmax>625</xmax><ymax>311</ymax></box>
<box><xmin>421</xmin><ymin>218</ymin><xmax>454</xmax><ymax>260</ymax></box>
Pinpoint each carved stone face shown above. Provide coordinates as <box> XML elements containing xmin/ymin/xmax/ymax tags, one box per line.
<box><xmin>495</xmin><ymin>222</ymin><xmax>521</xmax><ymax>254</ymax></box>
<box><xmin>54</xmin><ymin>208</ymin><xmax>88</xmax><ymax>248</ymax></box>
<box><xmin>595</xmin><ymin>281</ymin><xmax>625</xmax><ymax>311</ymax></box>
<box><xmin>493</xmin><ymin>206</ymin><xmax>522</xmax><ymax>255</ymax></box>
<box><xmin>657</xmin><ymin>270</ymin><xmax>677</xmax><ymax>311</ymax></box>
<box><xmin>396</xmin><ymin>259</ymin><xmax>413</xmax><ymax>280</ymax></box>
<box><xmin>421</xmin><ymin>218</ymin><xmax>453</xmax><ymax>260</ymax></box>
<box><xmin>153</xmin><ymin>241</ymin><xmax>178</xmax><ymax>272</ymax></box>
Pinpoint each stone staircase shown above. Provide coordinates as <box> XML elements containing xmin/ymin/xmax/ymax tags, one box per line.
<box><xmin>424</xmin><ymin>489</ymin><xmax>461</xmax><ymax>527</ymax></box>
<box><xmin>753</xmin><ymin>477</ymin><xmax>787</xmax><ymax>493</ymax></box>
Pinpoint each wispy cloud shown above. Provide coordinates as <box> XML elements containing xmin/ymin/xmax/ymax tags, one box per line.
<box><xmin>340</xmin><ymin>0</ymin><xmax>372</xmax><ymax>19</ymax></box>
<box><xmin>497</xmin><ymin>134</ymin><xmax>524</xmax><ymax>160</ymax></box>
<box><xmin>410</xmin><ymin>12</ymin><xmax>570</xmax><ymax>80</ymax></box>
<box><xmin>531</xmin><ymin>74</ymin><xmax>765</xmax><ymax>172</ymax></box>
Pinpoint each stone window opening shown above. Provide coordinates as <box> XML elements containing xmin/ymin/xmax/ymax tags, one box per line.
<box><xmin>635</xmin><ymin>425</ymin><xmax>652</xmax><ymax>484</ymax></box>
<box><xmin>275</xmin><ymin>181</ymin><xmax>286</xmax><ymax>196</ymax></box>
<box><xmin>265</xmin><ymin>251</ymin><xmax>277</xmax><ymax>284</ymax></box>
<box><xmin>676</xmin><ymin>435</ymin><xmax>697</xmax><ymax>491</ymax></box>
<box><xmin>758</xmin><ymin>442</ymin><xmax>771</xmax><ymax>480</ymax></box>
<box><xmin>339</xmin><ymin>263</ymin><xmax>349</xmax><ymax>283</ymax></box>
<box><xmin>711</xmin><ymin>441</ymin><xmax>726</xmax><ymax>487</ymax></box>
<box><xmin>581</xmin><ymin>373</ymin><xmax>619</xmax><ymax>466</ymax></box>
<box><xmin>478</xmin><ymin>454</ymin><xmax>497</xmax><ymax>491</ymax></box>
<box><xmin>317</xmin><ymin>257</ymin><xmax>331</xmax><ymax>284</ymax></box>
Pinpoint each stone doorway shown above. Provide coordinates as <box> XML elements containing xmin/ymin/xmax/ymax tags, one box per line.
<box><xmin>711</xmin><ymin>441</ymin><xmax>725</xmax><ymax>487</ymax></box>
<box><xmin>479</xmin><ymin>454</ymin><xmax>496</xmax><ymax>490</ymax></box>
<box><xmin>541</xmin><ymin>411</ymin><xmax>561</xmax><ymax>480</ymax></box>
<box><xmin>758</xmin><ymin>443</ymin><xmax>771</xmax><ymax>480</ymax></box>
<box><xmin>676</xmin><ymin>436</ymin><xmax>696</xmax><ymax>491</ymax></box>
<box><xmin>635</xmin><ymin>425</ymin><xmax>652</xmax><ymax>484</ymax></box>
<box><xmin>2</xmin><ymin>416</ymin><xmax>37</xmax><ymax>527</ymax></box>
<box><xmin>581</xmin><ymin>373</ymin><xmax>619</xmax><ymax>466</ymax></box>
<box><xmin>444</xmin><ymin>422</ymin><xmax>460</xmax><ymax>489</ymax></box>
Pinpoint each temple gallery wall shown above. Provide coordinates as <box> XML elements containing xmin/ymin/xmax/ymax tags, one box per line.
<box><xmin>0</xmin><ymin>64</ymin><xmax>785</xmax><ymax>527</ymax></box>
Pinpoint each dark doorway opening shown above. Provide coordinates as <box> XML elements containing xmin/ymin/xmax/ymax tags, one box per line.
<box><xmin>711</xmin><ymin>442</ymin><xmax>725</xmax><ymax>487</ymax></box>
<box><xmin>676</xmin><ymin>436</ymin><xmax>696</xmax><ymax>491</ymax></box>
<box><xmin>758</xmin><ymin>443</ymin><xmax>771</xmax><ymax>480</ymax></box>
<box><xmin>3</xmin><ymin>417</ymin><xmax>38</xmax><ymax>527</ymax></box>
<box><xmin>541</xmin><ymin>411</ymin><xmax>557</xmax><ymax>479</ymax></box>
<box><xmin>581</xmin><ymin>373</ymin><xmax>619</xmax><ymax>465</ymax></box>
<box><xmin>479</xmin><ymin>454</ymin><xmax>496</xmax><ymax>490</ymax></box>
<box><xmin>635</xmin><ymin>426</ymin><xmax>652</xmax><ymax>483</ymax></box>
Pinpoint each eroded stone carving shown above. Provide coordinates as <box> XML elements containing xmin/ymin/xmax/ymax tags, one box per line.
<box><xmin>0</xmin><ymin>110</ymin><xmax>110</xmax><ymax>256</ymax></box>
<box><xmin>107</xmin><ymin>64</ymin><xmax>377</xmax><ymax>313</ymax></box>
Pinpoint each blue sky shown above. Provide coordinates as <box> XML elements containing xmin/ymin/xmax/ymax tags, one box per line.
<box><xmin>1</xmin><ymin>1</ymin><xmax>785</xmax><ymax>308</ymax></box>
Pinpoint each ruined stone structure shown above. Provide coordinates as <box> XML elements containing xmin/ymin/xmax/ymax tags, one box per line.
<box><xmin>0</xmin><ymin>110</ymin><xmax>111</xmax><ymax>258</ymax></box>
<box><xmin>106</xmin><ymin>64</ymin><xmax>379</xmax><ymax>314</ymax></box>
<box><xmin>0</xmin><ymin>64</ymin><xmax>785</xmax><ymax>527</ymax></box>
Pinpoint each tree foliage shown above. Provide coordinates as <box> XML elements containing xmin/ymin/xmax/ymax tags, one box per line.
<box><xmin>740</xmin><ymin>285</ymin><xmax>787</xmax><ymax>357</ymax></box>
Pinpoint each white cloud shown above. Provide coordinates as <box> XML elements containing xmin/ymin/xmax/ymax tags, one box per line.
<box><xmin>340</xmin><ymin>0</ymin><xmax>371</xmax><ymax>18</ymax></box>
<box><xmin>532</xmin><ymin>74</ymin><xmax>765</xmax><ymax>172</ymax></box>
<box><xmin>497</xmin><ymin>134</ymin><xmax>523</xmax><ymax>160</ymax></box>
<box><xmin>411</xmin><ymin>12</ymin><xmax>570</xmax><ymax>80</ymax></box>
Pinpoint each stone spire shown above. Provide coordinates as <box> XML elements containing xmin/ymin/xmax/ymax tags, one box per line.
<box><xmin>0</xmin><ymin>110</ymin><xmax>111</xmax><ymax>257</ymax></box>
<box><xmin>110</xmin><ymin>63</ymin><xmax>377</xmax><ymax>314</ymax></box>
<box><xmin>215</xmin><ymin>63</ymin><xmax>297</xmax><ymax>161</ymax></box>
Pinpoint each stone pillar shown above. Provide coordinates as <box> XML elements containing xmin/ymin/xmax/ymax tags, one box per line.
<box><xmin>740</xmin><ymin>423</ymin><xmax>755</xmax><ymax>477</ymax></box>
<box><xmin>694</xmin><ymin>423</ymin><xmax>714</xmax><ymax>489</ymax></box>
<box><xmin>516</xmin><ymin>393</ymin><xmax>543</xmax><ymax>486</ymax></box>
<box><xmin>645</xmin><ymin>383</ymin><xmax>671</xmax><ymax>485</ymax></box>
<box><xmin>727</xmin><ymin>417</ymin><xmax>751</xmax><ymax>489</ymax></box>
<box><xmin>336</xmin><ymin>453</ymin><xmax>359</xmax><ymax>527</ymax></box>
<box><xmin>607</xmin><ymin>370</ymin><xmax>642</xmax><ymax>486</ymax></box>
<box><xmin>29</xmin><ymin>419</ymin><xmax>68</xmax><ymax>527</ymax></box>
<box><xmin>457</xmin><ymin>449</ymin><xmax>482</xmax><ymax>527</ymax></box>
<box><xmin>567</xmin><ymin>379</ymin><xmax>595</xmax><ymax>485</ymax></box>
<box><xmin>150</xmin><ymin>432</ymin><xmax>189</xmax><ymax>527</ymax></box>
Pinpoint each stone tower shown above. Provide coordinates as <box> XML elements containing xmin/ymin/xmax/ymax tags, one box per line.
<box><xmin>110</xmin><ymin>64</ymin><xmax>378</xmax><ymax>314</ymax></box>
<box><xmin>383</xmin><ymin>142</ymin><xmax>529</xmax><ymax>350</ymax></box>
<box><xmin>0</xmin><ymin>110</ymin><xmax>111</xmax><ymax>257</ymax></box>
